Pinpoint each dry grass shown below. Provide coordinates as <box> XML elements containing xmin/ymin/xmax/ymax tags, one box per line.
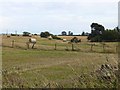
<box><xmin>58</xmin><ymin>36</ymin><xmax>88</xmax><ymax>42</ymax></box>
<box><xmin>2</xmin><ymin>35</ymin><xmax>118</xmax><ymax>88</ymax></box>
<box><xmin>2</xmin><ymin>35</ymin><xmax>118</xmax><ymax>53</ymax></box>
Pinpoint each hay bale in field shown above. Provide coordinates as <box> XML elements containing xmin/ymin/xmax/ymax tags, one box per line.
<box><xmin>48</xmin><ymin>35</ymin><xmax>52</xmax><ymax>40</ymax></box>
<box><xmin>29</xmin><ymin>38</ymin><xmax>36</xmax><ymax>43</ymax></box>
<box><xmin>29</xmin><ymin>34</ymin><xmax>32</xmax><ymax>37</ymax></box>
<box><xmin>27</xmin><ymin>38</ymin><xmax>36</xmax><ymax>49</ymax></box>
<box><xmin>63</xmin><ymin>39</ymin><xmax>67</xmax><ymax>41</ymax></box>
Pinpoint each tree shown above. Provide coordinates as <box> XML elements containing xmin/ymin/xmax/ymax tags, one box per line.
<box><xmin>40</xmin><ymin>31</ymin><xmax>62</xmax><ymax>40</ymax></box>
<box><xmin>90</xmin><ymin>35</ymin><xmax>102</xmax><ymax>42</ymax></box>
<box><xmin>40</xmin><ymin>31</ymin><xmax>51</xmax><ymax>38</ymax></box>
<box><xmin>81</xmin><ymin>31</ymin><xmax>85</xmax><ymax>36</ymax></box>
<box><xmin>91</xmin><ymin>23</ymin><xmax>105</xmax><ymax>36</ymax></box>
<box><xmin>51</xmin><ymin>35</ymin><xmax>62</xmax><ymax>40</ymax></box>
<box><xmin>23</xmin><ymin>32</ymin><xmax>31</xmax><ymax>36</ymax></box>
<box><xmin>61</xmin><ymin>31</ymin><xmax>67</xmax><ymax>36</ymax></box>
<box><xmin>114</xmin><ymin>26</ymin><xmax>120</xmax><ymax>32</ymax></box>
<box><xmin>88</xmin><ymin>24</ymin><xmax>120</xmax><ymax>42</ymax></box>
<box><xmin>88</xmin><ymin>23</ymin><xmax>120</xmax><ymax>42</ymax></box>
<box><xmin>101</xmin><ymin>30</ymin><xmax>120</xmax><ymax>41</ymax></box>
<box><xmin>88</xmin><ymin>23</ymin><xmax>105</xmax><ymax>41</ymax></box>
<box><xmin>68</xmin><ymin>31</ymin><xmax>73</xmax><ymax>36</ymax></box>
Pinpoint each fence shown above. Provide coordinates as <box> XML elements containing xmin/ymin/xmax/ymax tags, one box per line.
<box><xmin>2</xmin><ymin>36</ymin><xmax>118</xmax><ymax>53</ymax></box>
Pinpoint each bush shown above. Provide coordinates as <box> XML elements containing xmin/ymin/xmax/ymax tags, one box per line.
<box><xmin>101</xmin><ymin>30</ymin><xmax>120</xmax><ymax>42</ymax></box>
<box><xmin>88</xmin><ymin>29</ymin><xmax>120</xmax><ymax>42</ymax></box>
<box><xmin>71</xmin><ymin>37</ymin><xmax>81</xmax><ymax>43</ymax></box>
<box><xmin>23</xmin><ymin>32</ymin><xmax>31</xmax><ymax>36</ymax></box>
<box><xmin>90</xmin><ymin>35</ymin><xmax>102</xmax><ymax>42</ymax></box>
<box><xmin>40</xmin><ymin>31</ymin><xmax>62</xmax><ymax>40</ymax></box>
<box><xmin>51</xmin><ymin>35</ymin><xmax>62</xmax><ymax>40</ymax></box>
<box><xmin>11</xmin><ymin>34</ymin><xmax>16</xmax><ymax>36</ymax></box>
<box><xmin>40</xmin><ymin>32</ymin><xmax>51</xmax><ymax>38</ymax></box>
<box><xmin>34</xmin><ymin>34</ymin><xmax>38</xmax><ymax>36</ymax></box>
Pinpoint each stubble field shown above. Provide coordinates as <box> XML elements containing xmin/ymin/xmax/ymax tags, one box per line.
<box><xmin>1</xmin><ymin>35</ymin><xmax>118</xmax><ymax>88</ymax></box>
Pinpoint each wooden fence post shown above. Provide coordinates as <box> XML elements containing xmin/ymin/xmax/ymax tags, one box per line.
<box><xmin>90</xmin><ymin>43</ymin><xmax>96</xmax><ymax>51</ymax></box>
<box><xmin>65</xmin><ymin>45</ymin><xmax>68</xmax><ymax>51</ymax></box>
<box><xmin>116</xmin><ymin>45</ymin><xmax>118</xmax><ymax>53</ymax></box>
<box><xmin>26</xmin><ymin>42</ymin><xmax>29</xmax><ymax>49</ymax></box>
<box><xmin>91</xmin><ymin>44</ymin><xmax>93</xmax><ymax>51</ymax></box>
<box><xmin>12</xmin><ymin>40</ymin><xmax>15</xmax><ymax>48</ymax></box>
<box><xmin>55</xmin><ymin>43</ymin><xmax>57</xmax><ymax>50</ymax></box>
<box><xmin>72</xmin><ymin>44</ymin><xmax>74</xmax><ymax>51</ymax></box>
<box><xmin>102</xmin><ymin>44</ymin><xmax>105</xmax><ymax>52</ymax></box>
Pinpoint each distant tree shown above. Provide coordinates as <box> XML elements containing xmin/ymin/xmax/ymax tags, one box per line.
<box><xmin>68</xmin><ymin>31</ymin><xmax>73</xmax><ymax>36</ymax></box>
<box><xmin>40</xmin><ymin>31</ymin><xmax>62</xmax><ymax>40</ymax></box>
<box><xmin>114</xmin><ymin>26</ymin><xmax>120</xmax><ymax>32</ymax></box>
<box><xmin>81</xmin><ymin>31</ymin><xmax>85</xmax><ymax>36</ymax></box>
<box><xmin>51</xmin><ymin>35</ymin><xmax>62</xmax><ymax>40</ymax></box>
<box><xmin>91</xmin><ymin>23</ymin><xmax>105</xmax><ymax>36</ymax></box>
<box><xmin>101</xmin><ymin>30</ymin><xmax>120</xmax><ymax>41</ymax></box>
<box><xmin>88</xmin><ymin>23</ymin><xmax>120</xmax><ymax>42</ymax></box>
<box><xmin>90</xmin><ymin>35</ymin><xmax>102</xmax><ymax>42</ymax></box>
<box><xmin>23</xmin><ymin>32</ymin><xmax>31</xmax><ymax>36</ymax></box>
<box><xmin>11</xmin><ymin>33</ymin><xmax>16</xmax><ymax>36</ymax></box>
<box><xmin>34</xmin><ymin>34</ymin><xmax>38</xmax><ymax>36</ymax></box>
<box><xmin>85</xmin><ymin>32</ymin><xmax>90</xmax><ymax>36</ymax></box>
<box><xmin>61</xmin><ymin>31</ymin><xmax>67</xmax><ymax>36</ymax></box>
<box><xmin>40</xmin><ymin>31</ymin><xmax>51</xmax><ymax>38</ymax></box>
<box><xmin>71</xmin><ymin>32</ymin><xmax>73</xmax><ymax>35</ymax></box>
<box><xmin>88</xmin><ymin>23</ymin><xmax>105</xmax><ymax>41</ymax></box>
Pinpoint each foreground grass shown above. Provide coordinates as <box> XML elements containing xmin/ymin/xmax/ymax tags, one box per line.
<box><xmin>2</xmin><ymin>46</ymin><xmax>118</xmax><ymax>88</ymax></box>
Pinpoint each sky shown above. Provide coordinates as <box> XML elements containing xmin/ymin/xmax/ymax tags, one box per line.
<box><xmin>0</xmin><ymin>0</ymin><xmax>119</xmax><ymax>35</ymax></box>
<box><xmin>119</xmin><ymin>1</ymin><xmax>120</xmax><ymax>28</ymax></box>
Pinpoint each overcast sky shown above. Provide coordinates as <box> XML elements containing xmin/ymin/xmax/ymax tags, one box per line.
<box><xmin>0</xmin><ymin>0</ymin><xmax>119</xmax><ymax>35</ymax></box>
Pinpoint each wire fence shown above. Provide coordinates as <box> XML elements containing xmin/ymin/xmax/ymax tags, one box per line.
<box><xmin>2</xmin><ymin>36</ymin><xmax>118</xmax><ymax>53</ymax></box>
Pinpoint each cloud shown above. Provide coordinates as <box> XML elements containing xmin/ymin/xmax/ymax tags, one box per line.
<box><xmin>0</xmin><ymin>16</ymin><xmax>12</xmax><ymax>29</ymax></box>
<box><xmin>0</xmin><ymin>0</ymin><xmax>119</xmax><ymax>3</ymax></box>
<box><xmin>0</xmin><ymin>0</ymin><xmax>118</xmax><ymax>34</ymax></box>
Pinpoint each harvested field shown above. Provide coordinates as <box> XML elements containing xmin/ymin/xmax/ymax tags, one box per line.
<box><xmin>2</xmin><ymin>35</ymin><xmax>118</xmax><ymax>88</ymax></box>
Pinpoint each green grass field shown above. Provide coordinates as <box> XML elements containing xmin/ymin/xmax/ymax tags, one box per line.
<box><xmin>2</xmin><ymin>35</ymin><xmax>118</xmax><ymax>88</ymax></box>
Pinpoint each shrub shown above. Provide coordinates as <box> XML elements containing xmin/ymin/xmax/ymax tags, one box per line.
<box><xmin>71</xmin><ymin>37</ymin><xmax>81</xmax><ymax>43</ymax></box>
<box><xmin>88</xmin><ymin>30</ymin><xmax>120</xmax><ymax>42</ymax></box>
<box><xmin>40</xmin><ymin>32</ymin><xmax>51</xmax><ymax>38</ymax></box>
<box><xmin>23</xmin><ymin>32</ymin><xmax>31</xmax><ymax>36</ymax></box>
<box><xmin>40</xmin><ymin>31</ymin><xmax>62</xmax><ymax>40</ymax></box>
<box><xmin>101</xmin><ymin>30</ymin><xmax>120</xmax><ymax>42</ymax></box>
<box><xmin>90</xmin><ymin>35</ymin><xmax>102</xmax><ymax>42</ymax></box>
<box><xmin>11</xmin><ymin>34</ymin><xmax>16</xmax><ymax>36</ymax></box>
<box><xmin>51</xmin><ymin>35</ymin><xmax>62</xmax><ymax>40</ymax></box>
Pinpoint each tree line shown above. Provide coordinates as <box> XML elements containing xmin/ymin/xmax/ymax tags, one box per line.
<box><xmin>88</xmin><ymin>23</ymin><xmax>120</xmax><ymax>42</ymax></box>
<box><xmin>20</xmin><ymin>23</ymin><xmax>120</xmax><ymax>42</ymax></box>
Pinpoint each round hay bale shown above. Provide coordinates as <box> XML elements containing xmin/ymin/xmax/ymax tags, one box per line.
<box><xmin>29</xmin><ymin>38</ymin><xmax>36</xmax><ymax>43</ymax></box>
<box><xmin>63</xmin><ymin>39</ymin><xmax>67</xmax><ymax>42</ymax></box>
